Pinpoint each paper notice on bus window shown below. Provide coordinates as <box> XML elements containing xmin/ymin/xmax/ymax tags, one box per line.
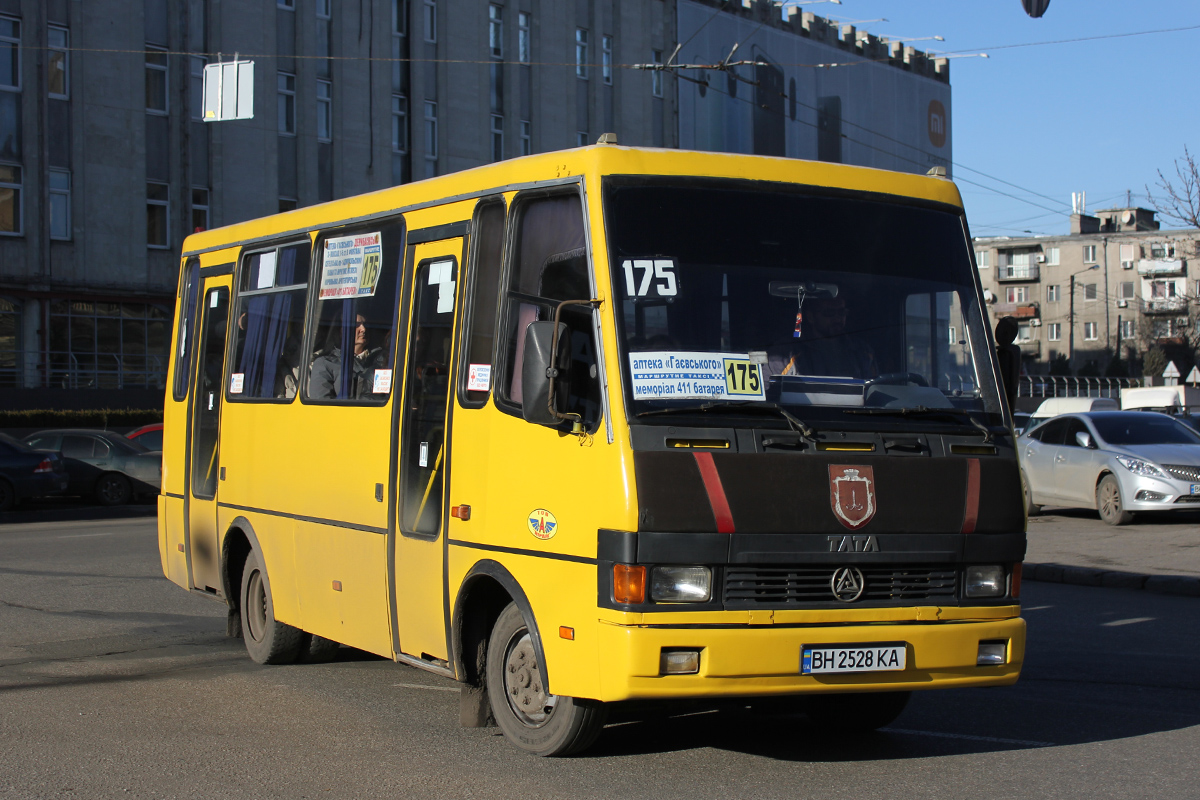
<box><xmin>372</xmin><ymin>369</ymin><xmax>392</xmax><ymax>394</ymax></box>
<box><xmin>628</xmin><ymin>351</ymin><xmax>766</xmax><ymax>402</ymax></box>
<box><xmin>320</xmin><ymin>232</ymin><xmax>383</xmax><ymax>299</ymax></box>
<box><xmin>467</xmin><ymin>364</ymin><xmax>491</xmax><ymax>391</ymax></box>
<box><xmin>230</xmin><ymin>373</ymin><xmax>245</xmax><ymax>394</ymax></box>
<box><xmin>256</xmin><ymin>251</ymin><xmax>277</xmax><ymax>289</ymax></box>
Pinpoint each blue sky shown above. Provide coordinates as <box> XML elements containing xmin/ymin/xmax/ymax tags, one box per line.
<box><xmin>784</xmin><ymin>0</ymin><xmax>1200</xmax><ymax>237</ymax></box>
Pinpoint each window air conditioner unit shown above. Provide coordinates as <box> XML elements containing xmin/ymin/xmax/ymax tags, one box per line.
<box><xmin>1121</xmin><ymin>261</ymin><xmax>1134</xmax><ymax>270</ymax></box>
<box><xmin>1117</xmin><ymin>299</ymin><xmax>1128</xmax><ymax>308</ymax></box>
<box><xmin>1035</xmin><ymin>254</ymin><xmax>1046</xmax><ymax>263</ymax></box>
<box><xmin>1030</xmin><ymin>319</ymin><xmax>1042</xmax><ymax>326</ymax></box>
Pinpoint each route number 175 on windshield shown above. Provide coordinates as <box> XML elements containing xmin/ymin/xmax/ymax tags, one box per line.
<box><xmin>621</xmin><ymin>259</ymin><xmax>678</xmax><ymax>298</ymax></box>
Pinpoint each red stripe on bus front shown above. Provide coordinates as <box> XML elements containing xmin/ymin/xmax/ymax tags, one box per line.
<box><xmin>961</xmin><ymin>457</ymin><xmax>981</xmax><ymax>533</ymax></box>
<box><xmin>693</xmin><ymin>451</ymin><xmax>736</xmax><ymax>534</ymax></box>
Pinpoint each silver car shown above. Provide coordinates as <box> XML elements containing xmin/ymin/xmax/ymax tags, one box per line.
<box><xmin>1018</xmin><ymin>411</ymin><xmax>1200</xmax><ymax>525</ymax></box>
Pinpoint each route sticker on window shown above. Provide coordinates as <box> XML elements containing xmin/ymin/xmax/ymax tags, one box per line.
<box><xmin>628</xmin><ymin>351</ymin><xmax>765</xmax><ymax>402</ymax></box>
<box><xmin>320</xmin><ymin>232</ymin><xmax>383</xmax><ymax>299</ymax></box>
<box><xmin>620</xmin><ymin>258</ymin><xmax>678</xmax><ymax>298</ymax></box>
<box><xmin>467</xmin><ymin>364</ymin><xmax>492</xmax><ymax>391</ymax></box>
<box><xmin>229</xmin><ymin>373</ymin><xmax>244</xmax><ymax>394</ymax></box>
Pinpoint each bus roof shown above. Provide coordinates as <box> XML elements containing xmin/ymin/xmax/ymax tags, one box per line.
<box><xmin>181</xmin><ymin>145</ymin><xmax>965</xmax><ymax>258</ymax></box>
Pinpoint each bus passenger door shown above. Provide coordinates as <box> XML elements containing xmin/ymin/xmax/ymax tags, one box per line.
<box><xmin>187</xmin><ymin>279</ymin><xmax>231</xmax><ymax>595</ymax></box>
<box><xmin>392</xmin><ymin>237</ymin><xmax>466</xmax><ymax>663</ymax></box>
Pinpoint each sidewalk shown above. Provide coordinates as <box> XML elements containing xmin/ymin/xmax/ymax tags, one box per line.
<box><xmin>1024</xmin><ymin>508</ymin><xmax>1200</xmax><ymax>597</ymax></box>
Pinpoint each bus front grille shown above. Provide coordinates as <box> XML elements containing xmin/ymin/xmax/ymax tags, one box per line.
<box><xmin>723</xmin><ymin>565</ymin><xmax>959</xmax><ymax>606</ymax></box>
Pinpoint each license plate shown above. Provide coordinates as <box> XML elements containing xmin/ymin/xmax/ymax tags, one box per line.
<box><xmin>802</xmin><ymin>643</ymin><xmax>907</xmax><ymax>675</ymax></box>
<box><xmin>1191</xmin><ymin>484</ymin><xmax>1200</xmax><ymax>495</ymax></box>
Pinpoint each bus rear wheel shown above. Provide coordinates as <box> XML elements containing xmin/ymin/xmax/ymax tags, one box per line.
<box><xmin>485</xmin><ymin>603</ymin><xmax>606</xmax><ymax>756</ymax></box>
<box><xmin>804</xmin><ymin>691</ymin><xmax>910</xmax><ymax>733</ymax></box>
<box><xmin>239</xmin><ymin>550</ymin><xmax>304</xmax><ymax>665</ymax></box>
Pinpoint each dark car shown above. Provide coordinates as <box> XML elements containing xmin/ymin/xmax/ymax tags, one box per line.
<box><xmin>126</xmin><ymin>423</ymin><xmax>164</xmax><ymax>452</ymax></box>
<box><xmin>23</xmin><ymin>429</ymin><xmax>161</xmax><ymax>506</ymax></box>
<box><xmin>0</xmin><ymin>432</ymin><xmax>70</xmax><ymax>511</ymax></box>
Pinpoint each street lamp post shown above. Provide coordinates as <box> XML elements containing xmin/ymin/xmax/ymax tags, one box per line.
<box><xmin>1068</xmin><ymin>264</ymin><xmax>1101</xmax><ymax>370</ymax></box>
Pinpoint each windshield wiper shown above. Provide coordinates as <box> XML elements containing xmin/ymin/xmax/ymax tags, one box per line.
<box><xmin>637</xmin><ymin>401</ymin><xmax>817</xmax><ymax>440</ymax></box>
<box><xmin>844</xmin><ymin>406</ymin><xmax>996</xmax><ymax>443</ymax></box>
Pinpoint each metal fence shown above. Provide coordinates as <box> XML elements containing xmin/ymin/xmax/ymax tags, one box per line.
<box><xmin>1018</xmin><ymin>375</ymin><xmax>1140</xmax><ymax>400</ymax></box>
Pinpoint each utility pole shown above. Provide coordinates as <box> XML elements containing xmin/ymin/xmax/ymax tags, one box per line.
<box><xmin>1069</xmin><ymin>264</ymin><xmax>1100</xmax><ymax>371</ymax></box>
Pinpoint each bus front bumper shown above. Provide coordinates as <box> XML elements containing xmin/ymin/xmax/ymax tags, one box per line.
<box><xmin>594</xmin><ymin>613</ymin><xmax>1025</xmax><ymax>702</ymax></box>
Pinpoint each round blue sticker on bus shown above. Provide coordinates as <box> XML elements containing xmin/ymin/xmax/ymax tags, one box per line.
<box><xmin>528</xmin><ymin>509</ymin><xmax>557</xmax><ymax>540</ymax></box>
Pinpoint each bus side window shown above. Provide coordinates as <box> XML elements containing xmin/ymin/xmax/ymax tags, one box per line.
<box><xmin>497</xmin><ymin>192</ymin><xmax>601</xmax><ymax>430</ymax></box>
<box><xmin>458</xmin><ymin>197</ymin><xmax>506</xmax><ymax>407</ymax></box>
<box><xmin>304</xmin><ymin>216</ymin><xmax>406</xmax><ymax>404</ymax></box>
<box><xmin>229</xmin><ymin>242</ymin><xmax>312</xmax><ymax>401</ymax></box>
<box><xmin>171</xmin><ymin>258</ymin><xmax>200</xmax><ymax>402</ymax></box>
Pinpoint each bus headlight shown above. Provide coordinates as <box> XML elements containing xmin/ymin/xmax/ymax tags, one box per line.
<box><xmin>650</xmin><ymin>566</ymin><xmax>712</xmax><ymax>603</ymax></box>
<box><xmin>964</xmin><ymin>565</ymin><xmax>1006</xmax><ymax>598</ymax></box>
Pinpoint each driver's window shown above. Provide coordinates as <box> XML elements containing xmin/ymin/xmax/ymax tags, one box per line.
<box><xmin>1037</xmin><ymin>419</ymin><xmax>1068</xmax><ymax>445</ymax></box>
<box><xmin>905</xmin><ymin>291</ymin><xmax>975</xmax><ymax>394</ymax></box>
<box><xmin>1063</xmin><ymin>418</ymin><xmax>1089</xmax><ymax>447</ymax></box>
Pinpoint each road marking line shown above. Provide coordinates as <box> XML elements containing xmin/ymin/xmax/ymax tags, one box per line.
<box><xmin>1021</xmin><ymin>605</ymin><xmax>1053</xmax><ymax>611</ymax></box>
<box><xmin>881</xmin><ymin>728</ymin><xmax>1053</xmax><ymax>747</ymax></box>
<box><xmin>393</xmin><ymin>682</ymin><xmax>458</xmax><ymax>693</ymax></box>
<box><xmin>1101</xmin><ymin>617</ymin><xmax>1154</xmax><ymax>627</ymax></box>
<box><xmin>56</xmin><ymin>533</ymin><xmax>116</xmax><ymax>539</ymax></box>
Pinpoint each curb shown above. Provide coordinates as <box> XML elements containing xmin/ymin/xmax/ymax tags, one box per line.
<box><xmin>1024</xmin><ymin>562</ymin><xmax>1200</xmax><ymax>598</ymax></box>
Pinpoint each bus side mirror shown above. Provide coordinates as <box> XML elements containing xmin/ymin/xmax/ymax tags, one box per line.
<box><xmin>521</xmin><ymin>321</ymin><xmax>570</xmax><ymax>426</ymax></box>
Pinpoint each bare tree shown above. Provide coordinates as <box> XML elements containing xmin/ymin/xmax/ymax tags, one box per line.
<box><xmin>1146</xmin><ymin>147</ymin><xmax>1200</xmax><ymax>229</ymax></box>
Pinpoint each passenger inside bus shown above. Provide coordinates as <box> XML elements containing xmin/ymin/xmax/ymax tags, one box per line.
<box><xmin>766</xmin><ymin>294</ymin><xmax>878</xmax><ymax>379</ymax></box>
<box><xmin>308</xmin><ymin>312</ymin><xmax>388</xmax><ymax>400</ymax></box>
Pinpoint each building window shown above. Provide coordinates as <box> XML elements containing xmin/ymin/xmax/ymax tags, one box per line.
<box><xmin>48</xmin><ymin>26</ymin><xmax>68</xmax><ymax>99</ymax></box>
<box><xmin>1</xmin><ymin>16</ymin><xmax>21</xmax><ymax>91</ymax></box>
<box><xmin>651</xmin><ymin>49</ymin><xmax>663</xmax><ymax>97</ymax></box>
<box><xmin>278</xmin><ymin>72</ymin><xmax>296</xmax><ymax>135</ymax></box>
<box><xmin>520</xmin><ymin>120</ymin><xmax>531</xmax><ymax>156</ymax></box>
<box><xmin>1046</xmin><ymin>284</ymin><xmax>1059</xmax><ymax>302</ymax></box>
<box><xmin>1047</xmin><ymin>322</ymin><xmax>1061</xmax><ymax>341</ymax></box>
<box><xmin>0</xmin><ymin>295</ymin><xmax>20</xmax><ymax>387</ymax></box>
<box><xmin>277</xmin><ymin>0</ymin><xmax>294</xmax><ymax>8</ymax></box>
<box><xmin>947</xmin><ymin>325</ymin><xmax>956</xmax><ymax>346</ymax></box>
<box><xmin>1150</xmin><ymin>280</ymin><xmax>1178</xmax><ymax>299</ymax></box>
<box><xmin>393</xmin><ymin>0</ymin><xmax>407</xmax><ymax>36</ymax></box>
<box><xmin>424</xmin><ymin>100</ymin><xmax>437</xmax><ymax>177</ymax></box>
<box><xmin>1150</xmin><ymin>242</ymin><xmax>1167</xmax><ymax>259</ymax></box>
<box><xmin>489</xmin><ymin>5</ymin><xmax>503</xmax><ymax>59</ymax></box>
<box><xmin>316</xmin><ymin>79</ymin><xmax>332</xmax><ymax>142</ymax></box>
<box><xmin>576</xmin><ymin>131</ymin><xmax>588</xmax><ymax>147</ymax></box>
<box><xmin>1044</xmin><ymin>246</ymin><xmax>1059</xmax><ymax>266</ymax></box>
<box><xmin>423</xmin><ymin>0</ymin><xmax>436</xmax><ymax>43</ymax></box>
<box><xmin>192</xmin><ymin>187</ymin><xmax>209</xmax><ymax>232</ymax></box>
<box><xmin>279</xmin><ymin>198</ymin><xmax>298</xmax><ymax>212</ymax></box>
<box><xmin>0</xmin><ymin>164</ymin><xmax>19</xmax><ymax>235</ymax></box>
<box><xmin>317</xmin><ymin>0</ymin><xmax>331</xmax><ymax>19</ymax></box>
<box><xmin>1120</xmin><ymin>243</ymin><xmax>1136</xmax><ymax>268</ymax></box>
<box><xmin>1005</xmin><ymin>286</ymin><xmax>1028</xmax><ymax>304</ymax></box>
<box><xmin>490</xmin><ymin>114</ymin><xmax>503</xmax><ymax>162</ymax></box>
<box><xmin>518</xmin><ymin>12</ymin><xmax>531</xmax><ymax>63</ymax></box>
<box><xmin>1083</xmin><ymin>283</ymin><xmax>1097</xmax><ymax>301</ymax></box>
<box><xmin>974</xmin><ymin>249</ymin><xmax>990</xmax><ymax>268</ymax></box>
<box><xmin>1016</xmin><ymin>324</ymin><xmax>1033</xmax><ymax>343</ymax></box>
<box><xmin>49</xmin><ymin>169</ymin><xmax>70</xmax><ymax>240</ymax></box>
<box><xmin>47</xmin><ymin>300</ymin><xmax>172</xmax><ymax>390</ymax></box>
<box><xmin>602</xmin><ymin>35</ymin><xmax>613</xmax><ymax>85</ymax></box>
<box><xmin>1083</xmin><ymin>321</ymin><xmax>1098</xmax><ymax>341</ymax></box>
<box><xmin>190</xmin><ymin>56</ymin><xmax>206</xmax><ymax>120</ymax></box>
<box><xmin>1118</xmin><ymin>281</ymin><xmax>1135</xmax><ymax>300</ymax></box>
<box><xmin>1119</xmin><ymin>320</ymin><xmax>1134</xmax><ymax>340</ymax></box>
<box><xmin>392</xmin><ymin>94</ymin><xmax>408</xmax><ymax>153</ymax></box>
<box><xmin>147</xmin><ymin>182</ymin><xmax>169</xmax><ymax>248</ymax></box>
<box><xmin>575</xmin><ymin>29</ymin><xmax>588</xmax><ymax>79</ymax></box>
<box><xmin>1082</xmin><ymin>244</ymin><xmax>1097</xmax><ymax>263</ymax></box>
<box><xmin>145</xmin><ymin>46</ymin><xmax>169</xmax><ymax>114</ymax></box>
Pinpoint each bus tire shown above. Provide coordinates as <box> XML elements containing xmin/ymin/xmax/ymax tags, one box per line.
<box><xmin>485</xmin><ymin>602</ymin><xmax>606</xmax><ymax>756</ymax></box>
<box><xmin>298</xmin><ymin>633</ymin><xmax>341</xmax><ymax>663</ymax></box>
<box><xmin>239</xmin><ymin>550</ymin><xmax>304</xmax><ymax>665</ymax></box>
<box><xmin>804</xmin><ymin>691</ymin><xmax>910</xmax><ymax>733</ymax></box>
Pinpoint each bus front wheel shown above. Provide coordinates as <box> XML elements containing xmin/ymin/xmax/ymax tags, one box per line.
<box><xmin>239</xmin><ymin>550</ymin><xmax>304</xmax><ymax>665</ymax></box>
<box><xmin>485</xmin><ymin>603</ymin><xmax>606</xmax><ymax>756</ymax></box>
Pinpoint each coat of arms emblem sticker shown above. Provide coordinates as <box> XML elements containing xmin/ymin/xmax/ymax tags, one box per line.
<box><xmin>828</xmin><ymin>465</ymin><xmax>877</xmax><ymax>530</ymax></box>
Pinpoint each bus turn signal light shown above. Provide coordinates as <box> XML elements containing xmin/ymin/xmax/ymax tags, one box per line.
<box><xmin>451</xmin><ymin>504</ymin><xmax>471</xmax><ymax>520</ymax></box>
<box><xmin>613</xmin><ymin>564</ymin><xmax>646</xmax><ymax>604</ymax></box>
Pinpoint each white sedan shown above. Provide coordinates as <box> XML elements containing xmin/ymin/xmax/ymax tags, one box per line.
<box><xmin>1018</xmin><ymin>411</ymin><xmax>1200</xmax><ymax>525</ymax></box>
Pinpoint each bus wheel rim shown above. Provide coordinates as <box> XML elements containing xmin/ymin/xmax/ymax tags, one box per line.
<box><xmin>503</xmin><ymin>630</ymin><xmax>556</xmax><ymax>726</ymax></box>
<box><xmin>246</xmin><ymin>570</ymin><xmax>267</xmax><ymax>643</ymax></box>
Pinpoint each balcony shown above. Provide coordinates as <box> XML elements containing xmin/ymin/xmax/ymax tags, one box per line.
<box><xmin>1012</xmin><ymin>304</ymin><xmax>1040</xmax><ymax>319</ymax></box>
<box><xmin>997</xmin><ymin>264</ymin><xmax>1040</xmax><ymax>282</ymax></box>
<box><xmin>1017</xmin><ymin>340</ymin><xmax>1041</xmax><ymax>357</ymax></box>
<box><xmin>1143</xmin><ymin>297</ymin><xmax>1188</xmax><ymax>315</ymax></box>
<box><xmin>1137</xmin><ymin>259</ymin><xmax>1185</xmax><ymax>276</ymax></box>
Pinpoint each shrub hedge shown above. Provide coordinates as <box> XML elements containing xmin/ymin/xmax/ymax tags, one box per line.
<box><xmin>0</xmin><ymin>409</ymin><xmax>164</xmax><ymax>429</ymax></box>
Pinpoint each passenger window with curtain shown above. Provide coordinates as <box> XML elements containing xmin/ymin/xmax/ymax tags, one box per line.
<box><xmin>497</xmin><ymin>192</ymin><xmax>601</xmax><ymax>429</ymax></box>
<box><xmin>459</xmin><ymin>197</ymin><xmax>506</xmax><ymax>407</ymax></box>
<box><xmin>229</xmin><ymin>241</ymin><xmax>312</xmax><ymax>400</ymax></box>
<box><xmin>304</xmin><ymin>217</ymin><xmax>406</xmax><ymax>404</ymax></box>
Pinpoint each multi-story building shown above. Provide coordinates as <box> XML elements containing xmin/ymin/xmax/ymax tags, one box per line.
<box><xmin>975</xmin><ymin>207</ymin><xmax>1200</xmax><ymax>376</ymax></box>
<box><xmin>0</xmin><ymin>0</ymin><xmax>950</xmax><ymax>408</ymax></box>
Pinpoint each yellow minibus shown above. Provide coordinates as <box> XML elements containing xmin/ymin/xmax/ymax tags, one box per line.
<box><xmin>160</xmin><ymin>142</ymin><xmax>1026</xmax><ymax>756</ymax></box>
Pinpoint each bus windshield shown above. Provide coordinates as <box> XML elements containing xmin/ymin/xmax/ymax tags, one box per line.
<box><xmin>604</xmin><ymin>178</ymin><xmax>1003</xmax><ymax>425</ymax></box>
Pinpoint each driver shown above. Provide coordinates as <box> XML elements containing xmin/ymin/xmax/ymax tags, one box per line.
<box><xmin>767</xmin><ymin>295</ymin><xmax>877</xmax><ymax>379</ymax></box>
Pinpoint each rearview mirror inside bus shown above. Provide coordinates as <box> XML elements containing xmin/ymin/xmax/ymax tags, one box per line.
<box><xmin>521</xmin><ymin>321</ymin><xmax>570</xmax><ymax>426</ymax></box>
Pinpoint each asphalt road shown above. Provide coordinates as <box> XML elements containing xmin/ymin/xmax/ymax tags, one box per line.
<box><xmin>1026</xmin><ymin>506</ymin><xmax>1200</xmax><ymax>578</ymax></box>
<box><xmin>2</xmin><ymin>518</ymin><xmax>1198</xmax><ymax>799</ymax></box>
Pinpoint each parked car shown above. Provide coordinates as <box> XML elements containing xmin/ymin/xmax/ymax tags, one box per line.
<box><xmin>125</xmin><ymin>423</ymin><xmax>164</xmax><ymax>452</ymax></box>
<box><xmin>1026</xmin><ymin>397</ymin><xmax>1119</xmax><ymax>430</ymax></box>
<box><xmin>1018</xmin><ymin>411</ymin><xmax>1200</xmax><ymax>526</ymax></box>
<box><xmin>22</xmin><ymin>429</ymin><xmax>161</xmax><ymax>506</ymax></box>
<box><xmin>0</xmin><ymin>432</ymin><xmax>70</xmax><ymax>511</ymax></box>
<box><xmin>1012</xmin><ymin>412</ymin><xmax>1033</xmax><ymax>436</ymax></box>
